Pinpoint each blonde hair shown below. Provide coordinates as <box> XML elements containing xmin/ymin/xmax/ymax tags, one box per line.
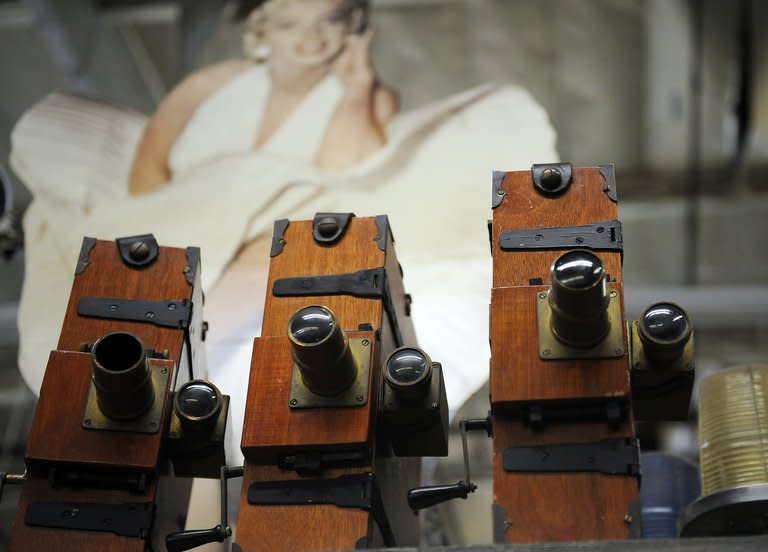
<box><xmin>241</xmin><ymin>0</ymin><xmax>370</xmax><ymax>61</ymax></box>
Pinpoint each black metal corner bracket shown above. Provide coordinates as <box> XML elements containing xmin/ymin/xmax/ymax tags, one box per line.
<box><xmin>75</xmin><ymin>237</ymin><xmax>97</xmax><ymax>275</ymax></box>
<box><xmin>313</xmin><ymin>212</ymin><xmax>355</xmax><ymax>245</ymax></box>
<box><xmin>248</xmin><ymin>473</ymin><xmax>395</xmax><ymax>547</ymax></box>
<box><xmin>600</xmin><ymin>164</ymin><xmax>618</xmax><ymax>202</ymax></box>
<box><xmin>374</xmin><ymin>215</ymin><xmax>392</xmax><ymax>251</ymax></box>
<box><xmin>116</xmin><ymin>234</ymin><xmax>159</xmax><ymax>268</ymax></box>
<box><xmin>531</xmin><ymin>162</ymin><xmax>573</xmax><ymax>196</ymax></box>
<box><xmin>272</xmin><ymin>268</ymin><xmax>404</xmax><ymax>347</ymax></box>
<box><xmin>491</xmin><ymin>171</ymin><xmax>506</xmax><ymax>209</ymax></box>
<box><xmin>270</xmin><ymin>219</ymin><xmax>290</xmax><ymax>257</ymax></box>
<box><xmin>503</xmin><ymin>437</ymin><xmax>640</xmax><ymax>477</ymax></box>
<box><xmin>184</xmin><ymin>247</ymin><xmax>201</xmax><ymax>286</ymax></box>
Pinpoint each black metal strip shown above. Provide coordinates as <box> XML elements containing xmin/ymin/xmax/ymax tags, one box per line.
<box><xmin>25</xmin><ymin>501</ymin><xmax>154</xmax><ymax>538</ymax></box>
<box><xmin>270</xmin><ymin>219</ymin><xmax>290</xmax><ymax>257</ymax></box>
<box><xmin>77</xmin><ymin>297</ymin><xmax>192</xmax><ymax>329</ymax></box>
<box><xmin>248</xmin><ymin>473</ymin><xmax>395</xmax><ymax>547</ymax></box>
<box><xmin>503</xmin><ymin>437</ymin><xmax>640</xmax><ymax>477</ymax></box>
<box><xmin>75</xmin><ymin>237</ymin><xmax>97</xmax><ymax>275</ymax></box>
<box><xmin>499</xmin><ymin>220</ymin><xmax>623</xmax><ymax>254</ymax></box>
<box><xmin>272</xmin><ymin>268</ymin><xmax>403</xmax><ymax>347</ymax></box>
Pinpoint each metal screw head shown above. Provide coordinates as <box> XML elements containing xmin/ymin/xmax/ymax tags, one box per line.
<box><xmin>160</xmin><ymin>367</ymin><xmax>168</xmax><ymax>374</ymax></box>
<box><xmin>289</xmin><ymin>398</ymin><xmax>298</xmax><ymax>406</ymax></box>
<box><xmin>614</xmin><ymin>348</ymin><xmax>624</xmax><ymax>356</ymax></box>
<box><xmin>149</xmin><ymin>422</ymin><xmax>157</xmax><ymax>429</ymax></box>
<box><xmin>542</xmin><ymin>349</ymin><xmax>551</xmax><ymax>357</ymax></box>
<box><xmin>129</xmin><ymin>241</ymin><xmax>150</xmax><ymax>262</ymax></box>
<box><xmin>145</xmin><ymin>311</ymin><xmax>155</xmax><ymax>319</ymax></box>
<box><xmin>361</xmin><ymin>339</ymin><xmax>370</xmax><ymax>346</ymax></box>
<box><xmin>355</xmin><ymin>394</ymin><xmax>364</xmax><ymax>403</ymax></box>
<box><xmin>624</xmin><ymin>514</ymin><xmax>633</xmax><ymax>524</ymax></box>
<box><xmin>610</xmin><ymin>290</ymin><xmax>618</xmax><ymax>298</ymax></box>
<box><xmin>316</xmin><ymin>217</ymin><xmax>339</xmax><ymax>238</ymax></box>
<box><xmin>83</xmin><ymin>418</ymin><xmax>91</xmax><ymax>426</ymax></box>
<box><xmin>538</xmin><ymin>292</ymin><xmax>547</xmax><ymax>300</ymax></box>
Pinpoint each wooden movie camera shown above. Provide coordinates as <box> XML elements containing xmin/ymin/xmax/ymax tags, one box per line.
<box><xmin>234</xmin><ymin>213</ymin><xmax>449</xmax><ymax>551</ymax></box>
<box><xmin>485</xmin><ymin>164</ymin><xmax>695</xmax><ymax>542</ymax></box>
<box><xmin>5</xmin><ymin>234</ymin><xmax>226</xmax><ymax>551</ymax></box>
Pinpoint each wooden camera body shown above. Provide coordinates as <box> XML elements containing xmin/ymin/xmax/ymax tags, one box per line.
<box><xmin>488</xmin><ymin>165</ymin><xmax>641</xmax><ymax>542</ymax></box>
<box><xmin>235</xmin><ymin>213</ymin><xmax>446</xmax><ymax>551</ymax></box>
<box><xmin>9</xmin><ymin>234</ymin><xmax>220</xmax><ymax>551</ymax></box>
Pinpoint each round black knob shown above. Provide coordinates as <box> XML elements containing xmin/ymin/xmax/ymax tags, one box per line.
<box><xmin>129</xmin><ymin>241</ymin><xmax>151</xmax><ymax>262</ymax></box>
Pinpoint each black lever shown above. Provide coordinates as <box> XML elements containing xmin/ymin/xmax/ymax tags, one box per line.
<box><xmin>166</xmin><ymin>527</ymin><xmax>226</xmax><ymax>552</ymax></box>
<box><xmin>406</xmin><ymin>417</ymin><xmax>490</xmax><ymax>511</ymax></box>
<box><xmin>165</xmin><ymin>465</ymin><xmax>243</xmax><ymax>551</ymax></box>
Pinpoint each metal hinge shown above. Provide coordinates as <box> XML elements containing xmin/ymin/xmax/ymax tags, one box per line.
<box><xmin>78</xmin><ymin>297</ymin><xmax>192</xmax><ymax>329</ymax></box>
<box><xmin>248</xmin><ymin>473</ymin><xmax>395</xmax><ymax>547</ymax></box>
<box><xmin>499</xmin><ymin>220</ymin><xmax>623</xmax><ymax>255</ymax></box>
<box><xmin>272</xmin><ymin>267</ymin><xmax>404</xmax><ymax>347</ymax></box>
<box><xmin>25</xmin><ymin>501</ymin><xmax>154</xmax><ymax>538</ymax></box>
<box><xmin>503</xmin><ymin>437</ymin><xmax>640</xmax><ymax>477</ymax></box>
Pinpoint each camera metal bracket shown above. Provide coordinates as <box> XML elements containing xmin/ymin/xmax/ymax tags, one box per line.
<box><xmin>81</xmin><ymin>362</ymin><xmax>170</xmax><ymax>434</ymax></box>
<box><xmin>25</xmin><ymin>501</ymin><xmax>155</xmax><ymax>538</ymax></box>
<box><xmin>288</xmin><ymin>337</ymin><xmax>372</xmax><ymax>409</ymax></box>
<box><xmin>536</xmin><ymin>288</ymin><xmax>625</xmax><ymax>360</ymax></box>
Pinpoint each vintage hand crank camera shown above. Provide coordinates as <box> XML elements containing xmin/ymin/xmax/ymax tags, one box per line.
<box><xmin>227</xmin><ymin>213</ymin><xmax>448</xmax><ymax>551</ymax></box>
<box><xmin>5</xmin><ymin>234</ymin><xmax>227</xmax><ymax>552</ymax></box>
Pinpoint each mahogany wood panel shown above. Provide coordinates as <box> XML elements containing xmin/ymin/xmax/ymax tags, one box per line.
<box><xmin>235</xmin><ymin>464</ymin><xmax>371</xmax><ymax>552</ymax></box>
<box><xmin>25</xmin><ymin>351</ymin><xmax>174</xmax><ymax>471</ymax></box>
<box><xmin>9</xmin><ymin>474</ymin><xmax>156</xmax><ymax>552</ymax></box>
<box><xmin>490</xmin><ymin>284</ymin><xmax>630</xmax><ymax>407</ymax></box>
<box><xmin>240</xmin><ymin>330</ymin><xmax>377</xmax><ymax>459</ymax></box>
<box><xmin>492</xmin><ymin>167</ymin><xmax>622</xmax><ymax>288</ymax></box>
<box><xmin>261</xmin><ymin>218</ymin><xmax>386</xmax><ymax>336</ymax></box>
<box><xmin>492</xmin><ymin>418</ymin><xmax>637</xmax><ymax>543</ymax></box>
<box><xmin>57</xmin><ymin>239</ymin><xmax>194</xmax><ymax>369</ymax></box>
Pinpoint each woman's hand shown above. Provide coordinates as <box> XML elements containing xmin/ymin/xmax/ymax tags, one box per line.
<box><xmin>332</xmin><ymin>29</ymin><xmax>376</xmax><ymax>96</ymax></box>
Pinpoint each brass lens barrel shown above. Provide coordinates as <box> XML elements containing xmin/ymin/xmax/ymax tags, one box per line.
<box><xmin>698</xmin><ymin>364</ymin><xmax>768</xmax><ymax>496</ymax></box>
<box><xmin>174</xmin><ymin>380</ymin><xmax>223</xmax><ymax>435</ymax></box>
<box><xmin>385</xmin><ymin>347</ymin><xmax>433</xmax><ymax>401</ymax></box>
<box><xmin>548</xmin><ymin>250</ymin><xmax>610</xmax><ymax>347</ymax></box>
<box><xmin>288</xmin><ymin>305</ymin><xmax>357</xmax><ymax>396</ymax></box>
<box><xmin>91</xmin><ymin>332</ymin><xmax>155</xmax><ymax>420</ymax></box>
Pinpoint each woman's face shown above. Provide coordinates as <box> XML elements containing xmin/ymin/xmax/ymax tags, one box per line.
<box><xmin>263</xmin><ymin>0</ymin><xmax>357</xmax><ymax>68</ymax></box>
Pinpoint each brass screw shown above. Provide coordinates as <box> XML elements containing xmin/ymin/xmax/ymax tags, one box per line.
<box><xmin>623</xmin><ymin>514</ymin><xmax>633</xmax><ymax>524</ymax></box>
<box><xmin>538</xmin><ymin>292</ymin><xmax>547</xmax><ymax>300</ymax></box>
<box><xmin>161</xmin><ymin>368</ymin><xmax>168</xmax><ymax>374</ymax></box>
<box><xmin>615</xmin><ymin>348</ymin><xmax>623</xmax><ymax>356</ymax></box>
<box><xmin>361</xmin><ymin>339</ymin><xmax>370</xmax><ymax>346</ymax></box>
<box><xmin>356</xmin><ymin>394</ymin><xmax>364</xmax><ymax>403</ymax></box>
<box><xmin>83</xmin><ymin>418</ymin><xmax>91</xmax><ymax>426</ymax></box>
<box><xmin>610</xmin><ymin>290</ymin><xmax>618</xmax><ymax>298</ymax></box>
<box><xmin>289</xmin><ymin>399</ymin><xmax>298</xmax><ymax>406</ymax></box>
<box><xmin>542</xmin><ymin>349</ymin><xmax>551</xmax><ymax>357</ymax></box>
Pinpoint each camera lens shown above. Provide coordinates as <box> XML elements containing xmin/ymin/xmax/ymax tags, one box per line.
<box><xmin>177</xmin><ymin>381</ymin><xmax>221</xmax><ymax>419</ymax></box>
<box><xmin>385</xmin><ymin>347</ymin><xmax>433</xmax><ymax>400</ymax></box>
<box><xmin>638</xmin><ymin>302</ymin><xmax>692</xmax><ymax>364</ymax></box>
<box><xmin>641</xmin><ymin>303</ymin><xmax>690</xmax><ymax>344</ymax></box>
<box><xmin>91</xmin><ymin>332</ymin><xmax>154</xmax><ymax>421</ymax></box>
<box><xmin>552</xmin><ymin>250</ymin><xmax>604</xmax><ymax>290</ymax></box>
<box><xmin>288</xmin><ymin>305</ymin><xmax>357</xmax><ymax>396</ymax></box>
<box><xmin>289</xmin><ymin>305</ymin><xmax>335</xmax><ymax>345</ymax></box>
<box><xmin>548</xmin><ymin>250</ymin><xmax>610</xmax><ymax>347</ymax></box>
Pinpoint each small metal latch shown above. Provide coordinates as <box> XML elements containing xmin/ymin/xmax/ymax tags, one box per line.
<box><xmin>600</xmin><ymin>164</ymin><xmax>619</xmax><ymax>202</ymax></box>
<box><xmin>78</xmin><ymin>297</ymin><xmax>192</xmax><ymax>329</ymax></box>
<box><xmin>116</xmin><ymin>234</ymin><xmax>159</xmax><ymax>268</ymax></box>
<box><xmin>273</xmin><ymin>268</ymin><xmax>404</xmax><ymax>348</ymax></box>
<box><xmin>499</xmin><ymin>220</ymin><xmax>623</xmax><ymax>255</ymax></box>
<box><xmin>491</xmin><ymin>171</ymin><xmax>506</xmax><ymax>209</ymax></box>
<box><xmin>531</xmin><ymin>163</ymin><xmax>573</xmax><ymax>196</ymax></box>
<box><xmin>503</xmin><ymin>437</ymin><xmax>640</xmax><ymax>477</ymax></box>
<box><xmin>25</xmin><ymin>501</ymin><xmax>155</xmax><ymax>537</ymax></box>
<box><xmin>75</xmin><ymin>237</ymin><xmax>97</xmax><ymax>275</ymax></box>
<box><xmin>249</xmin><ymin>473</ymin><xmax>395</xmax><ymax>547</ymax></box>
<box><xmin>313</xmin><ymin>212</ymin><xmax>354</xmax><ymax>245</ymax></box>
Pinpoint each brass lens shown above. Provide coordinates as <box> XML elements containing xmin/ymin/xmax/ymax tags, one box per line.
<box><xmin>385</xmin><ymin>347</ymin><xmax>433</xmax><ymax>401</ymax></box>
<box><xmin>91</xmin><ymin>332</ymin><xmax>154</xmax><ymax>420</ymax></box>
<box><xmin>288</xmin><ymin>305</ymin><xmax>357</xmax><ymax>396</ymax></box>
<box><xmin>638</xmin><ymin>302</ymin><xmax>692</xmax><ymax>364</ymax></box>
<box><xmin>548</xmin><ymin>250</ymin><xmax>610</xmax><ymax>347</ymax></box>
